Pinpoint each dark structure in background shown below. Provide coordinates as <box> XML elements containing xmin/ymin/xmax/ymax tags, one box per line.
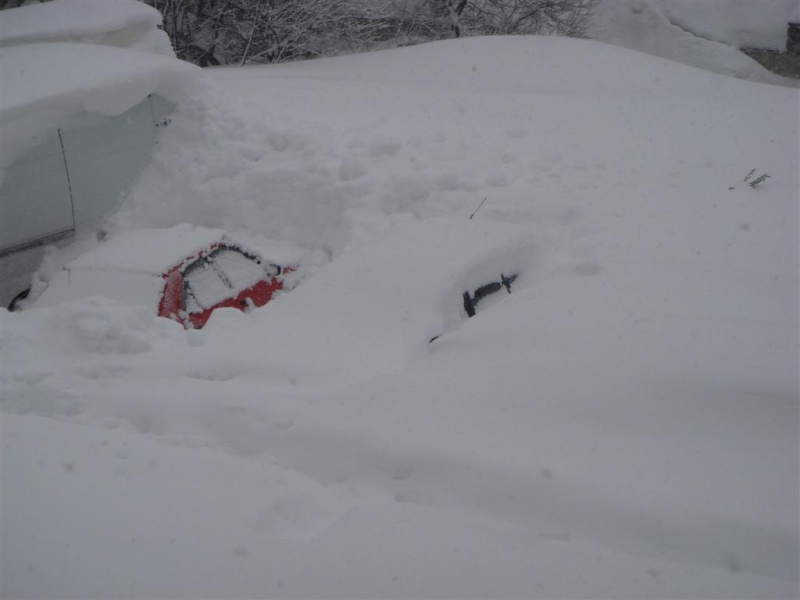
<box><xmin>787</xmin><ymin>21</ymin><xmax>800</xmax><ymax>55</ymax></box>
<box><xmin>742</xmin><ymin>21</ymin><xmax>800</xmax><ymax>79</ymax></box>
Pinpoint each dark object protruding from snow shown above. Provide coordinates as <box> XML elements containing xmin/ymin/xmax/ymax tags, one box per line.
<box><xmin>463</xmin><ymin>273</ymin><xmax>518</xmax><ymax>318</ymax></box>
<box><xmin>8</xmin><ymin>287</ymin><xmax>30</xmax><ymax>311</ymax></box>
<box><xmin>788</xmin><ymin>22</ymin><xmax>800</xmax><ymax>56</ymax></box>
<box><xmin>744</xmin><ymin>169</ymin><xmax>771</xmax><ymax>188</ymax></box>
<box><xmin>470</xmin><ymin>196</ymin><xmax>488</xmax><ymax>220</ymax></box>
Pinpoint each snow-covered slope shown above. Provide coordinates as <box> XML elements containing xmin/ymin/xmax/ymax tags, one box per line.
<box><xmin>1</xmin><ymin>36</ymin><xmax>798</xmax><ymax>599</ymax></box>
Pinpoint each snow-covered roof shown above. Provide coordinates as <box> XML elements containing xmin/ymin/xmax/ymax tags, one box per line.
<box><xmin>0</xmin><ymin>41</ymin><xmax>198</xmax><ymax>171</ymax></box>
<box><xmin>0</xmin><ymin>42</ymin><xmax>195</xmax><ymax>121</ymax></box>
<box><xmin>588</xmin><ymin>0</ymin><xmax>796</xmax><ymax>84</ymax></box>
<box><xmin>0</xmin><ymin>0</ymin><xmax>167</xmax><ymax>51</ymax></box>
<box><xmin>652</xmin><ymin>0</ymin><xmax>798</xmax><ymax>51</ymax></box>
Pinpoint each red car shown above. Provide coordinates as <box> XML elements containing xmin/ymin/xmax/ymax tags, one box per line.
<box><xmin>34</xmin><ymin>227</ymin><xmax>298</xmax><ymax>329</ymax></box>
<box><xmin>158</xmin><ymin>242</ymin><xmax>294</xmax><ymax>329</ymax></box>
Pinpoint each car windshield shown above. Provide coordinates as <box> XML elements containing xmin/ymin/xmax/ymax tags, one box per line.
<box><xmin>182</xmin><ymin>246</ymin><xmax>270</xmax><ymax>311</ymax></box>
<box><xmin>214</xmin><ymin>247</ymin><xmax>277</xmax><ymax>289</ymax></box>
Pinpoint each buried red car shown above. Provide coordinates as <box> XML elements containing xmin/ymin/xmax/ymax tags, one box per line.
<box><xmin>34</xmin><ymin>227</ymin><xmax>299</xmax><ymax>328</ymax></box>
<box><xmin>158</xmin><ymin>242</ymin><xmax>294</xmax><ymax>329</ymax></box>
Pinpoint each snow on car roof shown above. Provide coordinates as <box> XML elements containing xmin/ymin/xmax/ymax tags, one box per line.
<box><xmin>0</xmin><ymin>0</ymin><xmax>163</xmax><ymax>48</ymax></box>
<box><xmin>67</xmin><ymin>226</ymin><xmax>232</xmax><ymax>275</ymax></box>
<box><xmin>0</xmin><ymin>41</ymin><xmax>198</xmax><ymax>171</ymax></box>
<box><xmin>0</xmin><ymin>42</ymin><xmax>196</xmax><ymax>122</ymax></box>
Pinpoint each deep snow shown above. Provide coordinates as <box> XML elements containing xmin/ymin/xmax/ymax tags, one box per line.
<box><xmin>1</xmin><ymin>20</ymin><xmax>798</xmax><ymax>600</ymax></box>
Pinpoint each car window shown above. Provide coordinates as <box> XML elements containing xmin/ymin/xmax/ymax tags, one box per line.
<box><xmin>183</xmin><ymin>259</ymin><xmax>230</xmax><ymax>310</ymax></box>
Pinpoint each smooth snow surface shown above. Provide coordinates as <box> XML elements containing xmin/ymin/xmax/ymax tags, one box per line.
<box><xmin>2</xmin><ymin>35</ymin><xmax>798</xmax><ymax>599</ymax></box>
<box><xmin>0</xmin><ymin>0</ymin><xmax>173</xmax><ymax>55</ymax></box>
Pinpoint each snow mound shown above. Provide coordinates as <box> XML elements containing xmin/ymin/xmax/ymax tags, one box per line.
<box><xmin>237</xmin><ymin>34</ymin><xmax>783</xmax><ymax>93</ymax></box>
<box><xmin>196</xmin><ymin>216</ymin><xmax>535</xmax><ymax>386</ymax></box>
<box><xmin>0</xmin><ymin>0</ymin><xmax>173</xmax><ymax>56</ymax></box>
<box><xmin>114</xmin><ymin>35</ymin><xmax>798</xmax><ymax>258</ymax></box>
